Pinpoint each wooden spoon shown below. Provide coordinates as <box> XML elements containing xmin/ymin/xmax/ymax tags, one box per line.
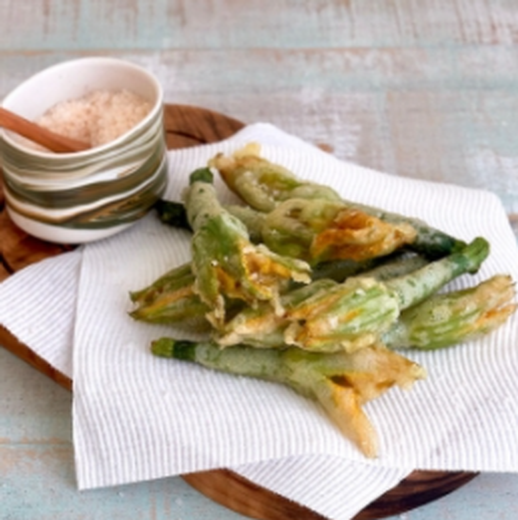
<box><xmin>0</xmin><ymin>107</ymin><xmax>90</xmax><ymax>153</ymax></box>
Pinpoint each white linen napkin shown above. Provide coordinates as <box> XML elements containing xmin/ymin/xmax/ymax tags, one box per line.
<box><xmin>0</xmin><ymin>245</ymin><xmax>409</xmax><ymax>520</ymax></box>
<box><xmin>72</xmin><ymin>124</ymin><xmax>518</xmax><ymax>477</ymax></box>
<box><xmin>2</xmin><ymin>123</ymin><xmax>518</xmax><ymax>520</ymax></box>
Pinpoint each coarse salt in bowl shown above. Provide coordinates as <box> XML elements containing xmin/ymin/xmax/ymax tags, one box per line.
<box><xmin>0</xmin><ymin>57</ymin><xmax>168</xmax><ymax>243</ymax></box>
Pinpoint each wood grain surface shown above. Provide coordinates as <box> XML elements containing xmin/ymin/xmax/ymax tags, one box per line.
<box><xmin>3</xmin><ymin>2</ymin><xmax>518</xmax><ymax>518</ymax></box>
<box><xmin>0</xmin><ymin>103</ymin><xmax>478</xmax><ymax>520</ymax></box>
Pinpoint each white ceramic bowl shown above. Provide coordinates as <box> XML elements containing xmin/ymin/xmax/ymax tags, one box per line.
<box><xmin>0</xmin><ymin>57</ymin><xmax>168</xmax><ymax>244</ymax></box>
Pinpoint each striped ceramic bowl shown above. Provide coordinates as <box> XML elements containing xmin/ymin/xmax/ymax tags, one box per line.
<box><xmin>0</xmin><ymin>57</ymin><xmax>168</xmax><ymax>244</ymax></box>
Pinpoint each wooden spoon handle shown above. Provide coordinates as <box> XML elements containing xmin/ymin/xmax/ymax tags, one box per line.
<box><xmin>0</xmin><ymin>106</ymin><xmax>90</xmax><ymax>153</ymax></box>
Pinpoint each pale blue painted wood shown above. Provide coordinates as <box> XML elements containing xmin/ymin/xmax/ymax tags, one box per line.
<box><xmin>1</xmin><ymin>444</ymin><xmax>246</xmax><ymax>520</ymax></box>
<box><xmin>389</xmin><ymin>473</ymin><xmax>518</xmax><ymax>519</ymax></box>
<box><xmin>0</xmin><ymin>348</ymin><xmax>246</xmax><ymax>520</ymax></box>
<box><xmin>2</xmin><ymin>0</ymin><xmax>518</xmax><ymax>51</ymax></box>
<box><xmin>2</xmin><ymin>1</ymin><xmax>518</xmax><ymax>518</ymax></box>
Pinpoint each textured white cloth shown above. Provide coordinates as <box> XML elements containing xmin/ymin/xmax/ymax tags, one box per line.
<box><xmin>1</xmin><ymin>123</ymin><xmax>518</xmax><ymax>520</ymax></box>
<box><xmin>0</xmin><ymin>249</ymin><xmax>409</xmax><ymax>520</ymax></box>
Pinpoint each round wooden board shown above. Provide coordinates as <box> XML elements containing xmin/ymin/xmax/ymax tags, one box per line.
<box><xmin>0</xmin><ymin>104</ymin><xmax>477</xmax><ymax>520</ymax></box>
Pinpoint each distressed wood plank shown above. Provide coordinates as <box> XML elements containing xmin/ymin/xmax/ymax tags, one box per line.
<box><xmin>3</xmin><ymin>46</ymin><xmax>518</xmax><ymax>96</ymax></box>
<box><xmin>3</xmin><ymin>0</ymin><xmax>518</xmax><ymax>50</ymax></box>
<box><xmin>0</xmin><ymin>348</ymin><xmax>71</xmax><ymax>443</ymax></box>
<box><xmin>0</xmin><ymin>443</ymin><xmax>244</xmax><ymax>520</ymax></box>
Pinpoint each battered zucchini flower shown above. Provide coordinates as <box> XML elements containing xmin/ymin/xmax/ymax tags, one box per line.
<box><xmin>129</xmin><ymin>254</ymin><xmax>424</xmax><ymax>327</ymax></box>
<box><xmin>184</xmin><ymin>168</ymin><xmax>311</xmax><ymax>328</ymax></box>
<box><xmin>384</xmin><ymin>274</ymin><xmax>517</xmax><ymax>350</ymax></box>
<box><xmin>129</xmin><ymin>263</ymin><xmax>210</xmax><ymax>324</ymax></box>
<box><xmin>209</xmin><ymin>142</ymin><xmax>341</xmax><ymax>212</ymax></box>
<box><xmin>262</xmin><ymin>198</ymin><xmax>417</xmax><ymax>264</ymax></box>
<box><xmin>151</xmin><ymin>337</ymin><xmax>426</xmax><ymax>458</ymax></box>
<box><xmin>210</xmin><ymin>144</ymin><xmax>466</xmax><ymax>259</ymax></box>
<box><xmin>218</xmin><ymin>237</ymin><xmax>490</xmax><ymax>352</ymax></box>
<box><xmin>154</xmin><ymin>197</ymin><xmax>416</xmax><ymax>266</ymax></box>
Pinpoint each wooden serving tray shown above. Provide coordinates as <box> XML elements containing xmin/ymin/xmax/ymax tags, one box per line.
<box><xmin>0</xmin><ymin>104</ymin><xmax>477</xmax><ymax>520</ymax></box>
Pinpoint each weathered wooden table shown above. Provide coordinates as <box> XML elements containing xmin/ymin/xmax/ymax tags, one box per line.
<box><xmin>2</xmin><ymin>1</ymin><xmax>518</xmax><ymax>519</ymax></box>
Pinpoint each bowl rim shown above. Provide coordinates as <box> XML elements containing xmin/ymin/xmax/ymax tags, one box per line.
<box><xmin>0</xmin><ymin>56</ymin><xmax>164</xmax><ymax>159</ymax></box>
